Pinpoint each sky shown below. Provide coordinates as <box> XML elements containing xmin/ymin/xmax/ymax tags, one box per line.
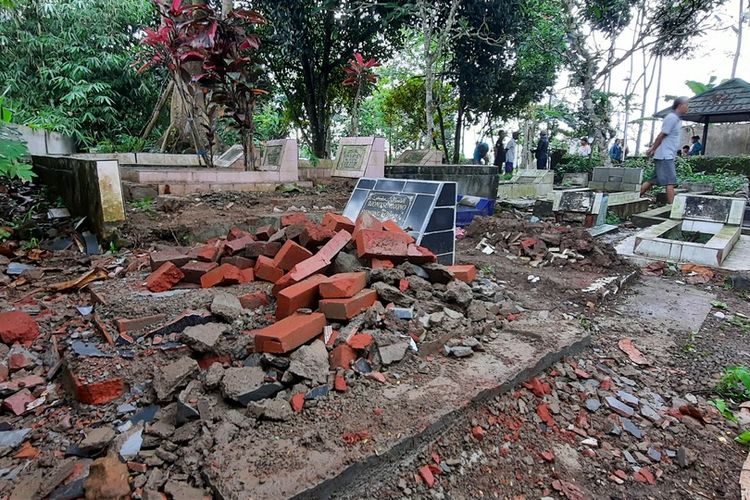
<box><xmin>462</xmin><ymin>0</ymin><xmax>749</xmax><ymax>159</ymax></box>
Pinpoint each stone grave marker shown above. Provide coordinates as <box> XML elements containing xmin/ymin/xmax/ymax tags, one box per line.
<box><xmin>343</xmin><ymin>178</ymin><xmax>457</xmax><ymax>264</ymax></box>
<box><xmin>259</xmin><ymin>139</ymin><xmax>298</xmax><ymax>174</ymax></box>
<box><xmin>552</xmin><ymin>190</ymin><xmax>610</xmax><ymax>230</ymax></box>
<box><xmin>395</xmin><ymin>149</ymin><xmax>444</xmax><ymax>166</ymax></box>
<box><xmin>588</xmin><ymin>167</ymin><xmax>642</xmax><ymax>192</ymax></box>
<box><xmin>214</xmin><ymin>144</ymin><xmax>245</xmax><ymax>168</ymax></box>
<box><xmin>332</xmin><ymin>137</ymin><xmax>385</xmax><ymax>178</ymax></box>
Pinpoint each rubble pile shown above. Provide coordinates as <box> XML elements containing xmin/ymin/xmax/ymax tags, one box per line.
<box><xmin>464</xmin><ymin>213</ymin><xmax>622</xmax><ymax>269</ymax></box>
<box><xmin>0</xmin><ymin>210</ymin><xmax>523</xmax><ymax>498</ymax></box>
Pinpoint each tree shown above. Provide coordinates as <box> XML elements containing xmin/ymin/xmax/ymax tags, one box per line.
<box><xmin>255</xmin><ymin>0</ymin><xmax>407</xmax><ymax>158</ymax></box>
<box><xmin>342</xmin><ymin>52</ymin><xmax>380</xmax><ymax>136</ymax></box>
<box><xmin>0</xmin><ymin>0</ymin><xmax>161</xmax><ymax>147</ymax></box>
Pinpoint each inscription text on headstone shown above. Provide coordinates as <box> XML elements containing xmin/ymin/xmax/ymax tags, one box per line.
<box><xmin>362</xmin><ymin>192</ymin><xmax>415</xmax><ymax>226</ymax></box>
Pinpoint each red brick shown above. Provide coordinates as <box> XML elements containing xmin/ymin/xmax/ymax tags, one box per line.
<box><xmin>334</xmin><ymin>373</ymin><xmax>347</xmax><ymax>392</ymax></box>
<box><xmin>319</xmin><ymin>272</ymin><xmax>367</xmax><ymax>299</ymax></box>
<box><xmin>347</xmin><ymin>332</ymin><xmax>374</xmax><ymax>350</ymax></box>
<box><xmin>290</xmin><ymin>392</ymin><xmax>305</xmax><ymax>413</ymax></box>
<box><xmin>246</xmin><ymin>241</ymin><xmax>282</xmax><ymax>258</ymax></box>
<box><xmin>446</xmin><ymin>264</ymin><xmax>477</xmax><ymax>283</ymax></box>
<box><xmin>371</xmin><ymin>258</ymin><xmax>394</xmax><ymax>270</ymax></box>
<box><xmin>194</xmin><ymin>243</ymin><xmax>221</xmax><ymax>262</ymax></box>
<box><xmin>116</xmin><ymin>314</ymin><xmax>167</xmax><ymax>334</ymax></box>
<box><xmin>239</xmin><ymin>291</ymin><xmax>270</xmax><ymax>309</ymax></box>
<box><xmin>14</xmin><ymin>441</ymin><xmax>39</xmax><ymax>459</ymax></box>
<box><xmin>271</xmin><ymin>272</ymin><xmax>297</xmax><ymax>296</ymax></box>
<box><xmin>239</xmin><ymin>268</ymin><xmax>255</xmax><ymax>284</ymax></box>
<box><xmin>634</xmin><ymin>467</ymin><xmax>656</xmax><ymax>485</ymax></box>
<box><xmin>299</xmin><ymin>223</ymin><xmax>336</xmax><ymax>248</ymax></box>
<box><xmin>382</xmin><ymin>219</ymin><xmax>415</xmax><ymax>243</ymax></box>
<box><xmin>322</xmin><ymin>213</ymin><xmax>355</xmax><ymax>233</ymax></box>
<box><xmin>353</xmin><ymin>211</ymin><xmax>384</xmax><ymax>240</ymax></box>
<box><xmin>273</xmin><ymin>240</ymin><xmax>313</xmax><ymax>271</ymax></box>
<box><xmin>276</xmin><ymin>274</ymin><xmax>328</xmax><ymax>320</ymax></box>
<box><xmin>471</xmin><ymin>426</ymin><xmax>485</xmax><ymax>440</ymax></box>
<box><xmin>419</xmin><ymin>465</ymin><xmax>435</xmax><ymax>488</ymax></box>
<box><xmin>3</xmin><ymin>389</ymin><xmax>34</xmax><ymax>416</ymax></box>
<box><xmin>8</xmin><ymin>348</ymin><xmax>34</xmax><ymax>371</ymax></box>
<box><xmin>252</xmin><ymin>312</ymin><xmax>327</xmax><ymax>353</ymax></box>
<box><xmin>227</xmin><ymin>227</ymin><xmax>252</xmax><ymax>241</ymax></box>
<box><xmin>399</xmin><ymin>278</ymin><xmax>409</xmax><ymax>292</ymax></box>
<box><xmin>181</xmin><ymin>260</ymin><xmax>219</xmax><ymax>284</ymax></box>
<box><xmin>329</xmin><ymin>344</ymin><xmax>357</xmax><ymax>370</ymax></box>
<box><xmin>149</xmin><ymin>249</ymin><xmax>189</xmax><ymax>271</ymax></box>
<box><xmin>255</xmin><ymin>255</ymin><xmax>285</xmax><ymax>283</ymax></box>
<box><xmin>64</xmin><ymin>367</ymin><xmax>124</xmax><ymax>405</ymax></box>
<box><xmin>127</xmin><ymin>462</ymin><xmax>147</xmax><ymax>473</ymax></box>
<box><xmin>220</xmin><ymin>255</ymin><xmax>255</xmax><ymax>270</ymax></box>
<box><xmin>284</xmin><ymin>223</ymin><xmax>307</xmax><ymax>242</ymax></box>
<box><xmin>0</xmin><ymin>311</ymin><xmax>40</xmax><ymax>345</ymax></box>
<box><xmin>316</xmin><ymin>229</ymin><xmax>353</xmax><ymax>263</ymax></box>
<box><xmin>146</xmin><ymin>262</ymin><xmax>185</xmax><ymax>293</ymax></box>
<box><xmin>356</xmin><ymin>230</ymin><xmax>411</xmax><ymax>259</ymax></box>
<box><xmin>224</xmin><ymin>235</ymin><xmax>255</xmax><ymax>256</ymax></box>
<box><xmin>289</xmin><ymin>255</ymin><xmax>330</xmax><ymax>282</ymax></box>
<box><xmin>281</xmin><ymin>213</ymin><xmax>309</xmax><ymax>227</ymax></box>
<box><xmin>407</xmin><ymin>244</ymin><xmax>437</xmax><ymax>264</ymax></box>
<box><xmin>255</xmin><ymin>225</ymin><xmax>275</xmax><ymax>241</ymax></box>
<box><xmin>200</xmin><ymin>264</ymin><xmax>242</xmax><ymax>288</ymax></box>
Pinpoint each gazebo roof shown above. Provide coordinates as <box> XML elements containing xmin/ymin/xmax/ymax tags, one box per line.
<box><xmin>655</xmin><ymin>78</ymin><xmax>750</xmax><ymax>123</ymax></box>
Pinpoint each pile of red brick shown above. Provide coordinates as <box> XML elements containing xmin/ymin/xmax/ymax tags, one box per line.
<box><xmin>144</xmin><ymin>211</ymin><xmax>476</xmax><ymax>356</ymax></box>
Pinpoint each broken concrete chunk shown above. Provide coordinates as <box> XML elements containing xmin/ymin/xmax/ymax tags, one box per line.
<box><xmin>443</xmin><ymin>308</ymin><xmax>464</xmax><ymax>320</ymax></box>
<box><xmin>84</xmin><ymin>453</ymin><xmax>130</xmax><ymax>500</ymax></box>
<box><xmin>369</xmin><ymin>268</ymin><xmax>406</xmax><ymax>286</ymax></box>
<box><xmin>163</xmin><ymin>480</ymin><xmax>205</xmax><ymax>500</ymax></box>
<box><xmin>220</xmin><ymin>367</ymin><xmax>283</xmax><ymax>405</ymax></box>
<box><xmin>181</xmin><ymin>323</ymin><xmax>227</xmax><ymax>352</ymax></box>
<box><xmin>79</xmin><ymin>427</ymin><xmax>116</xmax><ymax>453</ymax></box>
<box><xmin>176</xmin><ymin>380</ymin><xmax>203</xmax><ymax>424</ymax></box>
<box><xmin>445</xmin><ymin>280</ymin><xmax>473</xmax><ymax>306</ymax></box>
<box><xmin>210</xmin><ymin>292</ymin><xmax>244</xmax><ymax>322</ymax></box>
<box><xmin>371</xmin><ymin>282</ymin><xmax>415</xmax><ymax>307</ymax></box>
<box><xmin>153</xmin><ymin>357</ymin><xmax>199</xmax><ymax>401</ymax></box>
<box><xmin>288</xmin><ymin>340</ymin><xmax>329</xmax><ymax>384</ymax></box>
<box><xmin>447</xmin><ymin>346</ymin><xmax>474</xmax><ymax>358</ymax></box>
<box><xmin>378</xmin><ymin>341</ymin><xmax>409</xmax><ymax>366</ymax></box>
<box><xmin>247</xmin><ymin>398</ymin><xmax>293</xmax><ymax>422</ymax></box>
<box><xmin>203</xmin><ymin>363</ymin><xmax>225</xmax><ymax>390</ymax></box>
<box><xmin>421</xmin><ymin>263</ymin><xmax>454</xmax><ymax>284</ymax></box>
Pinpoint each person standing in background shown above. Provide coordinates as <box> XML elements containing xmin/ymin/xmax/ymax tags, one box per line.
<box><xmin>609</xmin><ymin>139</ymin><xmax>623</xmax><ymax>163</ymax></box>
<box><xmin>533</xmin><ymin>131</ymin><xmax>549</xmax><ymax>169</ymax></box>
<box><xmin>493</xmin><ymin>131</ymin><xmax>507</xmax><ymax>174</ymax></box>
<box><xmin>689</xmin><ymin>135</ymin><xmax>703</xmax><ymax>156</ymax></box>
<box><xmin>504</xmin><ymin>132</ymin><xmax>518</xmax><ymax>174</ymax></box>
<box><xmin>578</xmin><ymin>138</ymin><xmax>592</xmax><ymax>156</ymax></box>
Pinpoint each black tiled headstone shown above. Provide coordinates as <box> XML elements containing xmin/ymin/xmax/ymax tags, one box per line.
<box><xmin>343</xmin><ymin>178</ymin><xmax>457</xmax><ymax>264</ymax></box>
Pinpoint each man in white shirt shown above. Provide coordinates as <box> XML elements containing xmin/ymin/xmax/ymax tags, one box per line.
<box><xmin>640</xmin><ymin>97</ymin><xmax>689</xmax><ymax>204</ymax></box>
<box><xmin>504</xmin><ymin>132</ymin><xmax>518</xmax><ymax>174</ymax></box>
<box><xmin>578</xmin><ymin>138</ymin><xmax>591</xmax><ymax>156</ymax></box>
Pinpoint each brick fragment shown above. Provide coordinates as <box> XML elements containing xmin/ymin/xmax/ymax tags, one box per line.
<box><xmin>220</xmin><ymin>255</ymin><xmax>255</xmax><ymax>270</ymax></box>
<box><xmin>224</xmin><ymin>235</ymin><xmax>255</xmax><ymax>256</ymax></box>
<box><xmin>356</xmin><ymin>229</ymin><xmax>411</xmax><ymax>259</ymax></box>
<box><xmin>419</xmin><ymin>465</ymin><xmax>435</xmax><ymax>488</ymax></box>
<box><xmin>127</xmin><ymin>461</ymin><xmax>147</xmax><ymax>473</ymax></box>
<box><xmin>180</xmin><ymin>260</ymin><xmax>219</xmax><ymax>284</ymax></box>
<box><xmin>193</xmin><ymin>243</ymin><xmax>221</xmax><ymax>262</ymax></box>
<box><xmin>255</xmin><ymin>255</ymin><xmax>285</xmax><ymax>283</ymax></box>
<box><xmin>3</xmin><ymin>388</ymin><xmax>34</xmax><ymax>415</ymax></box>
<box><xmin>252</xmin><ymin>312</ymin><xmax>327</xmax><ymax>354</ymax></box>
<box><xmin>276</xmin><ymin>274</ymin><xmax>327</xmax><ymax>320</ymax></box>
<box><xmin>239</xmin><ymin>291</ymin><xmax>270</xmax><ymax>309</ymax></box>
<box><xmin>382</xmin><ymin>219</ymin><xmax>415</xmax><ymax>243</ymax></box>
<box><xmin>200</xmin><ymin>264</ymin><xmax>242</xmax><ymax>288</ymax></box>
<box><xmin>347</xmin><ymin>333</ymin><xmax>374</xmax><ymax>350</ymax></box>
<box><xmin>245</xmin><ymin>241</ymin><xmax>282</xmax><ymax>258</ymax></box>
<box><xmin>255</xmin><ymin>225</ymin><xmax>275</xmax><ymax>241</ymax></box>
<box><xmin>64</xmin><ymin>366</ymin><xmax>124</xmax><ymax>405</ymax></box>
<box><xmin>371</xmin><ymin>258</ymin><xmax>394</xmax><ymax>270</ymax></box>
<box><xmin>289</xmin><ymin>255</ymin><xmax>330</xmax><ymax>283</ymax></box>
<box><xmin>446</xmin><ymin>264</ymin><xmax>477</xmax><ymax>283</ymax></box>
<box><xmin>0</xmin><ymin>311</ymin><xmax>40</xmax><ymax>345</ymax></box>
<box><xmin>271</xmin><ymin>272</ymin><xmax>297</xmax><ymax>296</ymax></box>
<box><xmin>320</xmin><ymin>289</ymin><xmax>378</xmax><ymax>321</ymax></box>
<box><xmin>239</xmin><ymin>268</ymin><xmax>255</xmax><ymax>284</ymax></box>
<box><xmin>316</xmin><ymin>230</ymin><xmax>353</xmax><ymax>263</ymax></box>
<box><xmin>146</xmin><ymin>262</ymin><xmax>185</xmax><ymax>293</ymax></box>
<box><xmin>407</xmin><ymin>244</ymin><xmax>437</xmax><ymax>264</ymax></box>
<box><xmin>227</xmin><ymin>227</ymin><xmax>252</xmax><ymax>241</ymax></box>
<box><xmin>290</xmin><ymin>393</ymin><xmax>305</xmax><ymax>413</ymax></box>
<box><xmin>353</xmin><ymin>211</ymin><xmax>384</xmax><ymax>239</ymax></box>
<box><xmin>14</xmin><ymin>441</ymin><xmax>39</xmax><ymax>459</ymax></box>
<box><xmin>273</xmin><ymin>240</ymin><xmax>314</xmax><ymax>271</ymax></box>
<box><xmin>319</xmin><ymin>272</ymin><xmax>367</xmax><ymax>299</ymax></box>
<box><xmin>149</xmin><ymin>250</ymin><xmax>189</xmax><ymax>271</ymax></box>
<box><xmin>334</xmin><ymin>373</ymin><xmax>347</xmax><ymax>392</ymax></box>
<box><xmin>329</xmin><ymin>344</ymin><xmax>357</xmax><ymax>370</ymax></box>
<box><xmin>322</xmin><ymin>213</ymin><xmax>355</xmax><ymax>233</ymax></box>
<box><xmin>281</xmin><ymin>213</ymin><xmax>309</xmax><ymax>227</ymax></box>
<box><xmin>116</xmin><ymin>314</ymin><xmax>167</xmax><ymax>334</ymax></box>
<box><xmin>299</xmin><ymin>223</ymin><xmax>336</xmax><ymax>248</ymax></box>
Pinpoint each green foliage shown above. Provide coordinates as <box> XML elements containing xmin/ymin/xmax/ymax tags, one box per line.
<box><xmin>0</xmin><ymin>228</ymin><xmax>11</xmax><ymax>241</ymax></box>
<box><xmin>22</xmin><ymin>237</ymin><xmax>39</xmax><ymax>250</ymax></box>
<box><xmin>0</xmin><ymin>0</ymin><xmax>162</xmax><ymax>147</ymax></box>
<box><xmin>729</xmin><ymin>314</ymin><xmax>750</xmax><ymax>333</ymax></box>
<box><xmin>709</xmin><ymin>398</ymin><xmax>737</xmax><ymax>422</ymax></box>
<box><xmin>91</xmin><ymin>134</ymin><xmax>151</xmax><ymax>154</ymax></box>
<box><xmin>0</xmin><ymin>90</ymin><xmax>35</xmax><ymax>182</ymax></box>
<box><xmin>711</xmin><ymin>300</ymin><xmax>728</xmax><ymax>310</ymax></box>
<box><xmin>605</xmin><ymin>212</ymin><xmax>622</xmax><ymax>225</ymax></box>
<box><xmin>554</xmin><ymin>154</ymin><xmax>600</xmax><ymax>179</ymax></box>
<box><xmin>254</xmin><ymin>99</ymin><xmax>292</xmax><ymax>143</ymax></box>
<box><xmin>715</xmin><ymin>365</ymin><xmax>750</xmax><ymax>402</ymax></box>
<box><xmin>736</xmin><ymin>430</ymin><xmax>750</xmax><ymax>445</ymax></box>
<box><xmin>131</xmin><ymin>198</ymin><xmax>155</xmax><ymax>213</ymax></box>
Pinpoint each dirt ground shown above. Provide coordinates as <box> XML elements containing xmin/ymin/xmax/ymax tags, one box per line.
<box><xmin>0</xmin><ymin>178</ymin><xmax>749</xmax><ymax>500</ymax></box>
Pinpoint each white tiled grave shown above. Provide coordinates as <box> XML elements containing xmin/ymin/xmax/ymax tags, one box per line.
<box><xmin>632</xmin><ymin>194</ymin><xmax>745</xmax><ymax>267</ymax></box>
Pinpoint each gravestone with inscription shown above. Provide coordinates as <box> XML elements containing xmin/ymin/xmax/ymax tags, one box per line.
<box><xmin>259</xmin><ymin>139</ymin><xmax>298</xmax><ymax>175</ymax></box>
<box><xmin>332</xmin><ymin>137</ymin><xmax>385</xmax><ymax>178</ymax></box>
<box><xmin>395</xmin><ymin>149</ymin><xmax>444</xmax><ymax>166</ymax></box>
<box><xmin>343</xmin><ymin>178</ymin><xmax>457</xmax><ymax>264</ymax></box>
<box><xmin>214</xmin><ymin>144</ymin><xmax>245</xmax><ymax>168</ymax></box>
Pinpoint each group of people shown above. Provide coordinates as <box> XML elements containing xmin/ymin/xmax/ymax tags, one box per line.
<box><xmin>680</xmin><ymin>135</ymin><xmax>703</xmax><ymax>157</ymax></box>
<box><xmin>473</xmin><ymin>130</ymin><xmax>549</xmax><ymax>174</ymax></box>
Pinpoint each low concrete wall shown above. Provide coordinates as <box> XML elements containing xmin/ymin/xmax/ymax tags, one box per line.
<box><xmin>31</xmin><ymin>155</ymin><xmax>125</xmax><ymax>237</ymax></box>
<box><xmin>384</xmin><ymin>164</ymin><xmax>498</xmax><ymax>200</ymax></box>
<box><xmin>10</xmin><ymin>124</ymin><xmax>76</xmax><ymax>155</ymax></box>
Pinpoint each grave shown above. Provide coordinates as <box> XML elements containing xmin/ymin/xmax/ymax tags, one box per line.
<box><xmin>394</xmin><ymin>149</ymin><xmax>444</xmax><ymax>166</ymax></box>
<box><xmin>342</xmin><ymin>178</ymin><xmax>457</xmax><ymax>264</ymax></box>
<box><xmin>258</xmin><ymin>138</ymin><xmax>298</xmax><ymax>174</ymax></box>
<box><xmin>497</xmin><ymin>170</ymin><xmax>554</xmax><ymax>200</ymax></box>
<box><xmin>552</xmin><ymin>190</ymin><xmax>616</xmax><ymax>235</ymax></box>
<box><xmin>331</xmin><ymin>137</ymin><xmax>385</xmax><ymax>179</ymax></box>
<box><xmin>560</xmin><ymin>173</ymin><xmax>589</xmax><ymax>188</ymax></box>
<box><xmin>213</xmin><ymin>144</ymin><xmax>245</xmax><ymax>168</ymax></box>
<box><xmin>632</xmin><ymin>194</ymin><xmax>746</xmax><ymax>266</ymax></box>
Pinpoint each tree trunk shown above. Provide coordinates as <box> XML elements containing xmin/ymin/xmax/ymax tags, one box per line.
<box><xmin>452</xmin><ymin>97</ymin><xmax>464</xmax><ymax>163</ymax></box>
<box><xmin>650</xmin><ymin>55</ymin><xmax>663</xmax><ymax>147</ymax></box>
<box><xmin>141</xmin><ymin>80</ymin><xmax>173</xmax><ymax>141</ymax></box>
<box><xmin>636</xmin><ymin>54</ymin><xmax>657</xmax><ymax>155</ymax></box>
<box><xmin>732</xmin><ymin>0</ymin><xmax>744</xmax><ymax>78</ymax></box>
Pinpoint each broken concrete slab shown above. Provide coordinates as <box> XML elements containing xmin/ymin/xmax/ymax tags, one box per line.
<box><xmin>247</xmin><ymin>398</ymin><xmax>293</xmax><ymax>422</ymax></box>
<box><xmin>220</xmin><ymin>367</ymin><xmax>283</xmax><ymax>406</ymax></box>
<box><xmin>210</xmin><ymin>292</ymin><xmax>244</xmax><ymax>322</ymax></box>
<box><xmin>378</xmin><ymin>341</ymin><xmax>409</xmax><ymax>366</ymax></box>
<box><xmin>181</xmin><ymin>323</ymin><xmax>227</xmax><ymax>352</ymax></box>
<box><xmin>152</xmin><ymin>358</ymin><xmax>199</xmax><ymax>401</ymax></box>
<box><xmin>203</xmin><ymin>310</ymin><xmax>590</xmax><ymax>498</ymax></box>
<box><xmin>287</xmin><ymin>340</ymin><xmax>329</xmax><ymax>384</ymax></box>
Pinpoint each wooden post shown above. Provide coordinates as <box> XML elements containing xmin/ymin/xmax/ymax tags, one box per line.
<box><xmin>701</xmin><ymin>116</ymin><xmax>710</xmax><ymax>155</ymax></box>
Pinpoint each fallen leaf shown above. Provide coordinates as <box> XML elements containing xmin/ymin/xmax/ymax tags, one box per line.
<box><xmin>618</xmin><ymin>338</ymin><xmax>649</xmax><ymax>365</ymax></box>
